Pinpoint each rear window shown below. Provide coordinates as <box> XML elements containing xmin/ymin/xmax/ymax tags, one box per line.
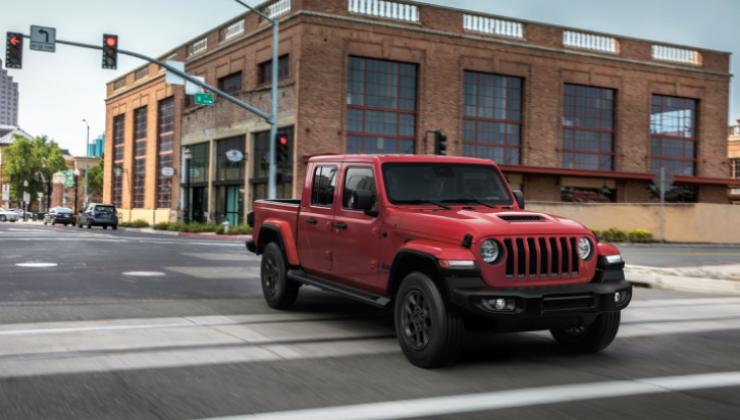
<box><xmin>95</xmin><ymin>206</ymin><xmax>115</xmax><ymax>214</ymax></box>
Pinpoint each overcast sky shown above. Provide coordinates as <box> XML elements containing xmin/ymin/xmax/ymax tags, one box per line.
<box><xmin>2</xmin><ymin>0</ymin><xmax>738</xmax><ymax>156</ymax></box>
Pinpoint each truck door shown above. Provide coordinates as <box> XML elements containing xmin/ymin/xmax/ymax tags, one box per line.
<box><xmin>331</xmin><ymin>165</ymin><xmax>383</xmax><ymax>293</ymax></box>
<box><xmin>297</xmin><ymin>164</ymin><xmax>338</xmax><ymax>276</ymax></box>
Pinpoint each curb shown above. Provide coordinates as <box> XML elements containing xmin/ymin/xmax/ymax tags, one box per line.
<box><xmin>176</xmin><ymin>232</ymin><xmax>251</xmax><ymax>241</ymax></box>
<box><xmin>120</xmin><ymin>227</ymin><xmax>251</xmax><ymax>241</ymax></box>
<box><xmin>626</xmin><ymin>266</ymin><xmax>740</xmax><ymax>296</ymax></box>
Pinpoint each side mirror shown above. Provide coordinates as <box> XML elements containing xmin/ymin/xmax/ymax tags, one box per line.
<box><xmin>514</xmin><ymin>190</ymin><xmax>525</xmax><ymax>209</ymax></box>
<box><xmin>353</xmin><ymin>190</ymin><xmax>377</xmax><ymax>217</ymax></box>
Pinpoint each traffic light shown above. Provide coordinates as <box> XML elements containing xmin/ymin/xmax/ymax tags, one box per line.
<box><xmin>5</xmin><ymin>32</ymin><xmax>23</xmax><ymax>69</ymax></box>
<box><xmin>434</xmin><ymin>131</ymin><xmax>447</xmax><ymax>155</ymax></box>
<box><xmin>102</xmin><ymin>34</ymin><xmax>118</xmax><ymax>70</ymax></box>
<box><xmin>277</xmin><ymin>136</ymin><xmax>290</xmax><ymax>163</ymax></box>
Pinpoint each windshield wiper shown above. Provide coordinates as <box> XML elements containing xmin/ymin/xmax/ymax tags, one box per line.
<box><xmin>442</xmin><ymin>197</ymin><xmax>497</xmax><ymax>209</ymax></box>
<box><xmin>395</xmin><ymin>200</ymin><xmax>451</xmax><ymax>210</ymax></box>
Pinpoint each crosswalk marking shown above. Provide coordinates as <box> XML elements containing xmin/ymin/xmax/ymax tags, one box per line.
<box><xmin>1</xmin><ymin>296</ymin><xmax>740</xmax><ymax>379</ymax></box>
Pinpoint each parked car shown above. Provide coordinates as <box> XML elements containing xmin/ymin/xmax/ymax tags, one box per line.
<box><xmin>247</xmin><ymin>155</ymin><xmax>631</xmax><ymax>368</ymax></box>
<box><xmin>0</xmin><ymin>208</ymin><xmax>19</xmax><ymax>222</ymax></box>
<box><xmin>44</xmin><ymin>207</ymin><xmax>75</xmax><ymax>226</ymax></box>
<box><xmin>10</xmin><ymin>208</ymin><xmax>27</xmax><ymax>220</ymax></box>
<box><xmin>77</xmin><ymin>203</ymin><xmax>118</xmax><ymax>230</ymax></box>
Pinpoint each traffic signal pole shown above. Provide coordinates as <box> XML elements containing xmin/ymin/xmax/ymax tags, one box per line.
<box><xmin>233</xmin><ymin>0</ymin><xmax>280</xmax><ymax>199</ymax></box>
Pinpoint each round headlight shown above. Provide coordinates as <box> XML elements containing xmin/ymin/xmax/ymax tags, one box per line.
<box><xmin>480</xmin><ymin>240</ymin><xmax>500</xmax><ymax>264</ymax></box>
<box><xmin>577</xmin><ymin>237</ymin><xmax>593</xmax><ymax>260</ymax></box>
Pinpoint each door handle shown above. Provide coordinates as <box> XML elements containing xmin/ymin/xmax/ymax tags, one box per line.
<box><xmin>305</xmin><ymin>218</ymin><xmax>318</xmax><ymax>225</ymax></box>
<box><xmin>334</xmin><ymin>222</ymin><xmax>348</xmax><ymax>230</ymax></box>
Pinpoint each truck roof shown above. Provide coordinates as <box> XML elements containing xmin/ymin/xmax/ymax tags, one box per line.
<box><xmin>307</xmin><ymin>154</ymin><xmax>501</xmax><ymax>167</ymax></box>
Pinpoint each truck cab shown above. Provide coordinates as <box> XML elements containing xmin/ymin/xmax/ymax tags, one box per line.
<box><xmin>248</xmin><ymin>155</ymin><xmax>630</xmax><ymax>368</ymax></box>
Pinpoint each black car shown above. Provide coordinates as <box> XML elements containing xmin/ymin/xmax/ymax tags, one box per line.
<box><xmin>44</xmin><ymin>207</ymin><xmax>75</xmax><ymax>226</ymax></box>
<box><xmin>77</xmin><ymin>204</ymin><xmax>119</xmax><ymax>230</ymax></box>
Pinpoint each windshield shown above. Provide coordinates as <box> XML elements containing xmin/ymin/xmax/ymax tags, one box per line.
<box><xmin>382</xmin><ymin>163</ymin><xmax>513</xmax><ymax>206</ymax></box>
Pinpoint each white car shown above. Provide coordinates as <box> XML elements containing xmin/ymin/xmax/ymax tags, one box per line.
<box><xmin>0</xmin><ymin>208</ymin><xmax>19</xmax><ymax>222</ymax></box>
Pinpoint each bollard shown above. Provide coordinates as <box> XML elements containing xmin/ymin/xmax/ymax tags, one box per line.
<box><xmin>222</xmin><ymin>220</ymin><xmax>230</xmax><ymax>235</ymax></box>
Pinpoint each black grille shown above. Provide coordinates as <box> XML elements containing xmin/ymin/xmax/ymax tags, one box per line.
<box><xmin>503</xmin><ymin>236</ymin><xmax>580</xmax><ymax>278</ymax></box>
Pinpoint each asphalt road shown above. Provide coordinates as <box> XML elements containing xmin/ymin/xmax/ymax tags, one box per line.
<box><xmin>1</xmin><ymin>223</ymin><xmax>740</xmax><ymax>419</ymax></box>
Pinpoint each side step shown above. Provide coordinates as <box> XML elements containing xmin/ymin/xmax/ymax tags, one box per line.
<box><xmin>287</xmin><ymin>269</ymin><xmax>391</xmax><ymax>308</ymax></box>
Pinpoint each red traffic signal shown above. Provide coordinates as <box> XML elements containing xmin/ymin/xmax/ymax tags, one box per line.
<box><xmin>102</xmin><ymin>34</ymin><xmax>118</xmax><ymax>70</ymax></box>
<box><xmin>279</xmin><ymin>136</ymin><xmax>288</xmax><ymax>146</ymax></box>
<box><xmin>5</xmin><ymin>32</ymin><xmax>23</xmax><ymax>69</ymax></box>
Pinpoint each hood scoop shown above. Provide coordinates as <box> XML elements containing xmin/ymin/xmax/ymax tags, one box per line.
<box><xmin>498</xmin><ymin>214</ymin><xmax>546</xmax><ymax>222</ymax></box>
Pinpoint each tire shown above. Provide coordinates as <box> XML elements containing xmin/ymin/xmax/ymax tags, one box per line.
<box><xmin>86</xmin><ymin>222</ymin><xmax>92</xmax><ymax>229</ymax></box>
<box><xmin>551</xmin><ymin>312</ymin><xmax>621</xmax><ymax>353</ymax></box>
<box><xmin>78</xmin><ymin>223</ymin><xmax>82</xmax><ymax>229</ymax></box>
<box><xmin>394</xmin><ymin>272</ymin><xmax>464</xmax><ymax>368</ymax></box>
<box><xmin>103</xmin><ymin>226</ymin><xmax>108</xmax><ymax>230</ymax></box>
<box><xmin>1</xmin><ymin>215</ymin><xmax>7</xmax><ymax>222</ymax></box>
<box><xmin>112</xmin><ymin>225</ymin><xmax>118</xmax><ymax>231</ymax></box>
<box><xmin>260</xmin><ymin>242</ymin><xmax>300</xmax><ymax>309</ymax></box>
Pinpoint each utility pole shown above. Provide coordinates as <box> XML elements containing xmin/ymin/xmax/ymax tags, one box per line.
<box><xmin>659</xmin><ymin>167</ymin><xmax>666</xmax><ymax>243</ymax></box>
<box><xmin>82</xmin><ymin>119</ymin><xmax>90</xmax><ymax>206</ymax></box>
<box><xmin>233</xmin><ymin>0</ymin><xmax>280</xmax><ymax>199</ymax></box>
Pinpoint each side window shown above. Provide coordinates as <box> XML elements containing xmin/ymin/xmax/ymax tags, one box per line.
<box><xmin>311</xmin><ymin>165</ymin><xmax>337</xmax><ymax>207</ymax></box>
<box><xmin>343</xmin><ymin>167</ymin><xmax>376</xmax><ymax>210</ymax></box>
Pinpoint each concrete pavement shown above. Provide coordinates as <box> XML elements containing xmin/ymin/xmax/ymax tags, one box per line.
<box><xmin>2</xmin><ymin>223</ymin><xmax>740</xmax><ymax>419</ymax></box>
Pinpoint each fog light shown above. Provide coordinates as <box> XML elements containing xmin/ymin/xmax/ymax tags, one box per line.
<box><xmin>494</xmin><ymin>298</ymin><xmax>506</xmax><ymax>310</ymax></box>
<box><xmin>483</xmin><ymin>298</ymin><xmax>517</xmax><ymax>312</ymax></box>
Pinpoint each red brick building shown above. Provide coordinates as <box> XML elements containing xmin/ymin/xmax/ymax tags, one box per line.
<box><xmin>105</xmin><ymin>0</ymin><xmax>737</xmax><ymax>225</ymax></box>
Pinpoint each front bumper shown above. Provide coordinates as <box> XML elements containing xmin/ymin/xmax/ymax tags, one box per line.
<box><xmin>445</xmin><ymin>258</ymin><xmax>631</xmax><ymax>331</ymax></box>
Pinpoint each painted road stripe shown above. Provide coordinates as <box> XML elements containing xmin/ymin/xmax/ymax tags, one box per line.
<box><xmin>201</xmin><ymin>371</ymin><xmax>740</xmax><ymax>420</ymax></box>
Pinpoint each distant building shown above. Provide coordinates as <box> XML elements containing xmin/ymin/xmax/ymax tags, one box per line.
<box><xmin>88</xmin><ymin>133</ymin><xmax>105</xmax><ymax>158</ymax></box>
<box><xmin>730</xmin><ymin>121</ymin><xmax>740</xmax><ymax>202</ymax></box>
<box><xmin>0</xmin><ymin>59</ymin><xmax>19</xmax><ymax>126</ymax></box>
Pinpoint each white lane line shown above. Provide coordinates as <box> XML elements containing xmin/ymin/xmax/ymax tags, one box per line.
<box><xmin>122</xmin><ymin>271</ymin><xmax>167</xmax><ymax>277</ymax></box>
<box><xmin>15</xmin><ymin>262</ymin><xmax>58</xmax><ymax>268</ymax></box>
<box><xmin>200</xmin><ymin>371</ymin><xmax>740</xmax><ymax>420</ymax></box>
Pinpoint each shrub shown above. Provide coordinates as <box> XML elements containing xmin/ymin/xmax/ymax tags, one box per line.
<box><xmin>153</xmin><ymin>222</ymin><xmax>170</xmax><ymax>231</ymax></box>
<box><xmin>590</xmin><ymin>228</ymin><xmax>603</xmax><ymax>242</ymax></box>
<box><xmin>602</xmin><ymin>228</ymin><xmax>628</xmax><ymax>243</ymax></box>
<box><xmin>119</xmin><ymin>219</ymin><xmax>150</xmax><ymax>228</ymax></box>
<box><xmin>628</xmin><ymin>228</ymin><xmax>654</xmax><ymax>243</ymax></box>
<box><xmin>217</xmin><ymin>224</ymin><xmax>252</xmax><ymax>235</ymax></box>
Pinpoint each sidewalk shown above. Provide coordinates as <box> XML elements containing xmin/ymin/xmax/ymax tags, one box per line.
<box><xmin>626</xmin><ymin>264</ymin><xmax>740</xmax><ymax>296</ymax></box>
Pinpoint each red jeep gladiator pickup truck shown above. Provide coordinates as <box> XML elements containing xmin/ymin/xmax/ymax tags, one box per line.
<box><xmin>247</xmin><ymin>155</ymin><xmax>630</xmax><ymax>368</ymax></box>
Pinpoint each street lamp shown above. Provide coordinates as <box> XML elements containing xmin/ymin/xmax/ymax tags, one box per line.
<box><xmin>232</xmin><ymin>0</ymin><xmax>280</xmax><ymax>199</ymax></box>
<box><xmin>82</xmin><ymin>119</ymin><xmax>91</xmax><ymax>207</ymax></box>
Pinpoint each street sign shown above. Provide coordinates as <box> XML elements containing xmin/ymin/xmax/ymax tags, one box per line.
<box><xmin>161</xmin><ymin>167</ymin><xmax>175</xmax><ymax>177</ymax></box>
<box><xmin>64</xmin><ymin>169</ymin><xmax>75</xmax><ymax>188</ymax></box>
<box><xmin>225</xmin><ymin>150</ymin><xmax>244</xmax><ymax>162</ymax></box>
<box><xmin>30</xmin><ymin>25</ymin><xmax>56</xmax><ymax>52</ymax></box>
<box><xmin>23</xmin><ymin>192</ymin><xmax>30</xmax><ymax>203</ymax></box>
<box><xmin>186</xmin><ymin>76</ymin><xmax>206</xmax><ymax>95</ymax></box>
<box><xmin>165</xmin><ymin>61</ymin><xmax>186</xmax><ymax>85</ymax></box>
<box><xmin>194</xmin><ymin>92</ymin><xmax>215</xmax><ymax>106</ymax></box>
<box><xmin>2</xmin><ymin>185</ymin><xmax>9</xmax><ymax>202</ymax></box>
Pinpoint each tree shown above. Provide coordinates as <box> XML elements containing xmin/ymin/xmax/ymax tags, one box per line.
<box><xmin>88</xmin><ymin>158</ymin><xmax>104</xmax><ymax>196</ymax></box>
<box><xmin>2</xmin><ymin>135</ymin><xmax>67</xmax><ymax>208</ymax></box>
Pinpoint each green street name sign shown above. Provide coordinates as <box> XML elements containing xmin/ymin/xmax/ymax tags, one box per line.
<box><xmin>194</xmin><ymin>93</ymin><xmax>215</xmax><ymax>106</ymax></box>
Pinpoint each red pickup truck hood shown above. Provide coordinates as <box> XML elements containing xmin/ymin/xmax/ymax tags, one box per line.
<box><xmin>389</xmin><ymin>207</ymin><xmax>590</xmax><ymax>242</ymax></box>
